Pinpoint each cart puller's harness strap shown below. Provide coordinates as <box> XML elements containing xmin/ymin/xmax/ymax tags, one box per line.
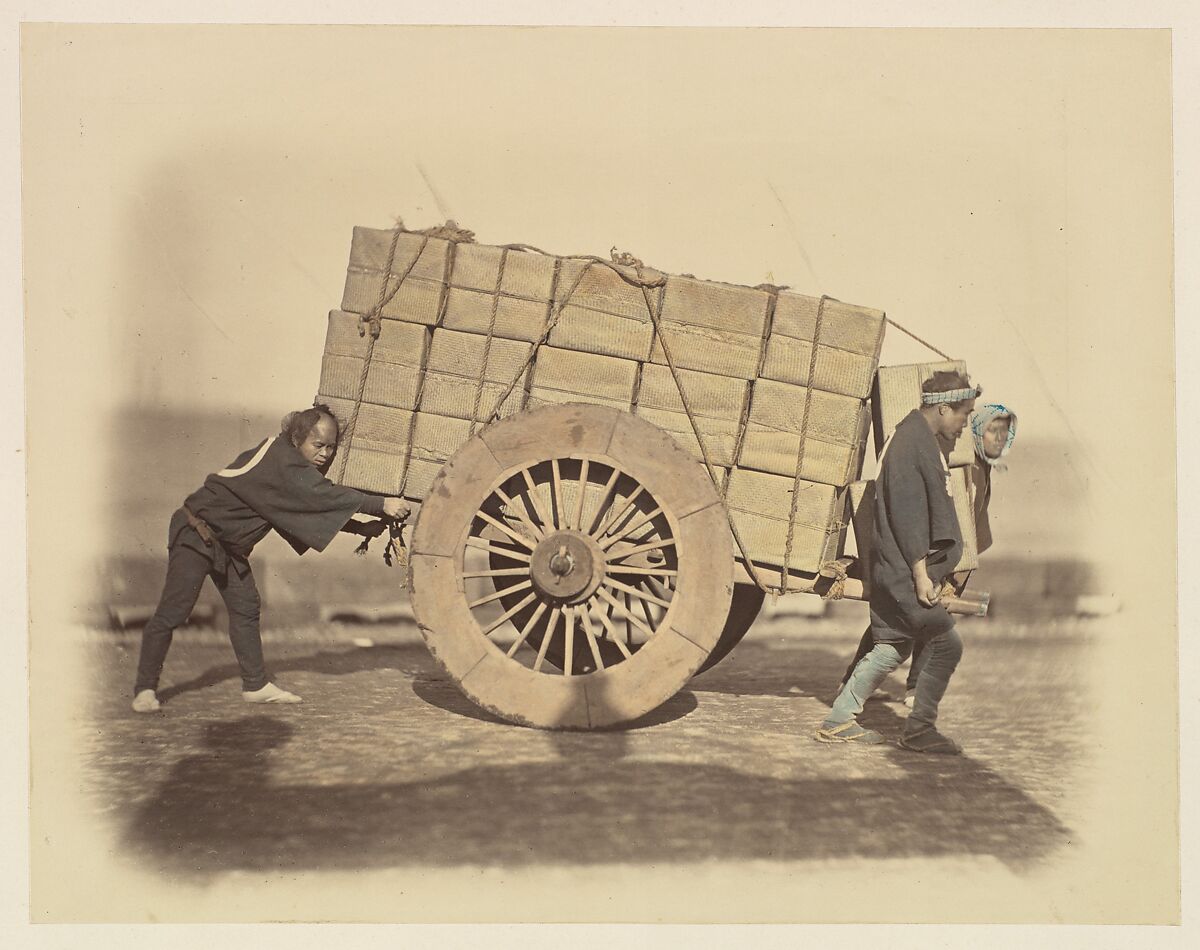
<box><xmin>339</xmin><ymin>222</ymin><xmax>953</xmax><ymax>594</ymax></box>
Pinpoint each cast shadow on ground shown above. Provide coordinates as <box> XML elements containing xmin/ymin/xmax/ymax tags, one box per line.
<box><xmin>410</xmin><ymin>671</ymin><xmax>699</xmax><ymax>730</ymax></box>
<box><xmin>124</xmin><ymin>637</ymin><xmax>1073</xmax><ymax>880</ymax></box>
<box><xmin>155</xmin><ymin>643</ymin><xmax>425</xmax><ymax>703</ymax></box>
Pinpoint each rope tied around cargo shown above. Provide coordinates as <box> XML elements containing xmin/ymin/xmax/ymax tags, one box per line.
<box><xmin>478</xmin><ymin>249</ymin><xmax>668</xmax><ymax>427</ymax></box>
<box><xmin>336</xmin><ymin>223</ymin><xmax>895</xmax><ymax>595</ymax></box>
<box><xmin>781</xmin><ymin>294</ymin><xmax>829</xmax><ymax>585</ymax></box>
<box><xmin>337</xmin><ymin>225</ymin><xmax>406</xmax><ymax>483</ymax></box>
<box><xmin>467</xmin><ymin>241</ymin><xmax>781</xmax><ymax>594</ymax></box>
<box><xmin>628</xmin><ymin>261</ymin><xmax>777</xmax><ymax>595</ymax></box>
<box><xmin>468</xmin><ymin>246</ymin><xmax>510</xmax><ymax>436</ymax></box>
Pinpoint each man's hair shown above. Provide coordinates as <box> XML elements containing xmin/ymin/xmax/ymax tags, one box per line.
<box><xmin>921</xmin><ymin>370</ymin><xmax>981</xmax><ymax>410</ymax></box>
<box><xmin>280</xmin><ymin>403</ymin><xmax>340</xmax><ymax>447</ymax></box>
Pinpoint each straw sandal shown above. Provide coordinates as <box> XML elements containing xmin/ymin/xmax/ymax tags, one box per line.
<box><xmin>898</xmin><ymin>726</ymin><xmax>962</xmax><ymax>755</ymax></box>
<box><xmin>816</xmin><ymin>720</ymin><xmax>885</xmax><ymax>745</ymax></box>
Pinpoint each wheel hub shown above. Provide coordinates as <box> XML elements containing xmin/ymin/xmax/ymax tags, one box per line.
<box><xmin>529</xmin><ymin>530</ymin><xmax>605</xmax><ymax>604</ymax></box>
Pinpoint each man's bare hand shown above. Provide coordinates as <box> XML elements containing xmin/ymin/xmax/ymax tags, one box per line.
<box><xmin>914</xmin><ymin>574</ymin><xmax>942</xmax><ymax>608</ymax></box>
<box><xmin>383</xmin><ymin>498</ymin><xmax>411</xmax><ymax>520</ymax></box>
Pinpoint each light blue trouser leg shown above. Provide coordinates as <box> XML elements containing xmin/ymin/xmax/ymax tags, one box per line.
<box><xmin>907</xmin><ymin>627</ymin><xmax>964</xmax><ymax>730</ymax></box>
<box><xmin>824</xmin><ymin>642</ymin><xmax>908</xmax><ymax>726</ymax></box>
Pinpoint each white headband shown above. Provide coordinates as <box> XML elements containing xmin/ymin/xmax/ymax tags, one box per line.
<box><xmin>921</xmin><ymin>387</ymin><xmax>980</xmax><ymax>405</ymax></box>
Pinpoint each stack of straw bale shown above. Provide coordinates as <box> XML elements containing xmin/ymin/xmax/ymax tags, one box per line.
<box><xmin>315</xmin><ymin>226</ymin><xmax>889</xmax><ymax>578</ymax></box>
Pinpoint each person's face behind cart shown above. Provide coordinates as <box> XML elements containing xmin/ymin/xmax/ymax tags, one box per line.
<box><xmin>935</xmin><ymin>399</ymin><xmax>976</xmax><ymax>443</ymax></box>
<box><xmin>980</xmin><ymin>416</ymin><xmax>1012</xmax><ymax>459</ymax></box>
<box><xmin>295</xmin><ymin>414</ymin><xmax>339</xmax><ymax>470</ymax></box>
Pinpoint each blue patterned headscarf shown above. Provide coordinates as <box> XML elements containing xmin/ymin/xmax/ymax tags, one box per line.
<box><xmin>971</xmin><ymin>404</ymin><xmax>1017</xmax><ymax>468</ymax></box>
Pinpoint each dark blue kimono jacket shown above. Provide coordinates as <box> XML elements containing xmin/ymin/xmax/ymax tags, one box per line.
<box><xmin>869</xmin><ymin>409</ymin><xmax>963</xmax><ymax>639</ymax></box>
<box><xmin>172</xmin><ymin>436</ymin><xmax>380</xmax><ymax>575</ymax></box>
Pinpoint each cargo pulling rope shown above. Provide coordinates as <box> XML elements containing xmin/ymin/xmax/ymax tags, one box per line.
<box><xmin>340</xmin><ymin>223</ymin><xmax>951</xmax><ymax>596</ymax></box>
<box><xmin>885</xmin><ymin>318</ymin><xmax>951</xmax><ymax>361</ymax></box>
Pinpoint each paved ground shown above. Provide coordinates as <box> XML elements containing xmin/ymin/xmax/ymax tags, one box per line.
<box><xmin>74</xmin><ymin>610</ymin><xmax>1095</xmax><ymax>889</ymax></box>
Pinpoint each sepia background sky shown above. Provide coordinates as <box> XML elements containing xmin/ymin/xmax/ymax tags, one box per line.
<box><xmin>16</xmin><ymin>21</ymin><xmax>1184</xmax><ymax>930</ymax></box>
<box><xmin>21</xmin><ymin>26</ymin><xmax>1174</xmax><ymax>610</ymax></box>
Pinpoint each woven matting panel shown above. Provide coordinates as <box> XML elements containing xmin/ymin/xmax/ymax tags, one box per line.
<box><xmin>402</xmin><ymin>457</ymin><xmax>444</xmax><ymax>501</ymax></box>
<box><xmin>318</xmin><ymin>355</ymin><xmax>423</xmax><ymax>411</ymax></box>
<box><xmin>726</xmin><ymin>510</ymin><xmax>838</xmax><ymax>574</ymax></box>
<box><xmin>761</xmin><ymin>335</ymin><xmax>879</xmax><ymax>400</ymax></box>
<box><xmin>637</xmin><ymin>363</ymin><xmax>749</xmax><ymax>419</ymax></box>
<box><xmin>421</xmin><ymin>372</ymin><xmax>525</xmax><ymax>422</ymax></box>
<box><xmin>748</xmin><ymin>378</ymin><xmax>865</xmax><ymax>441</ymax></box>
<box><xmin>649</xmin><ymin>323</ymin><xmax>763</xmax><ymax>380</ymax></box>
<box><xmin>427</xmin><ymin>328</ymin><xmax>533</xmax><ymax>381</ymax></box>
<box><xmin>530</xmin><ymin>346</ymin><xmax>639</xmax><ymax>405</ymax></box>
<box><xmin>526</xmin><ymin>390</ymin><xmax>632</xmax><ymax>413</ymax></box>
<box><xmin>660</xmin><ymin>275</ymin><xmax>770</xmax><ymax>337</ymax></box>
<box><xmin>738</xmin><ymin>429</ymin><xmax>863</xmax><ymax>486</ymax></box>
<box><xmin>451</xmin><ymin>244</ymin><xmax>559</xmax><ymax>300</ymax></box>
<box><xmin>548</xmin><ymin>308</ymin><xmax>654</xmax><ymax>362</ymax></box>
<box><xmin>724</xmin><ymin>468</ymin><xmax>841</xmax><ymax>528</ymax></box>
<box><xmin>410</xmin><ymin>412</ymin><xmax>474</xmax><ymax>462</ymax></box>
<box><xmin>772</xmin><ymin>293</ymin><xmax>885</xmax><ymax>357</ymax></box>
<box><xmin>341</xmin><ymin>228</ymin><xmax>449</xmax><ymax>325</ymax></box>
<box><xmin>950</xmin><ymin>465</ymin><xmax>979</xmax><ymax>571</ymax></box>
<box><xmin>634</xmin><ymin>406</ymin><xmax>740</xmax><ymax>467</ymax></box>
<box><xmin>441</xmin><ymin>287</ymin><xmax>550</xmax><ymax>343</ymax></box>
<box><xmin>323</xmin><ymin>309</ymin><xmax>430</xmax><ymax>365</ymax></box>
<box><xmin>556</xmin><ymin>259</ymin><xmax>663</xmax><ymax>322</ymax></box>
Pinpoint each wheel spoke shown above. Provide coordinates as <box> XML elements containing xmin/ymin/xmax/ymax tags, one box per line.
<box><xmin>591</xmin><ymin>601</ymin><xmax>634</xmax><ymax>659</ymax></box>
<box><xmin>593</xmin><ymin>485</ymin><xmax>645</xmax><ymax>541</ymax></box>
<box><xmin>462</xmin><ymin>566</ymin><xmax>533</xmax><ymax>579</ymax></box>
<box><xmin>573</xmin><ymin>458</ymin><xmax>590</xmax><ymax>531</ymax></box>
<box><xmin>638</xmin><ymin>586</ymin><xmax>657</xmax><ymax>632</ymax></box>
<box><xmin>562</xmin><ymin>604</ymin><xmax>575</xmax><ymax>676</ymax></box>
<box><xmin>468</xmin><ymin>579</ymin><xmax>532</xmax><ymax>609</ymax></box>
<box><xmin>465</xmin><ymin>537</ymin><xmax>532</xmax><ymax>562</ymax></box>
<box><xmin>533</xmin><ymin>606</ymin><xmax>561</xmax><ymax>672</ymax></box>
<box><xmin>597</xmin><ymin>587</ymin><xmax>657</xmax><ymax>640</ymax></box>
<box><xmin>585</xmin><ymin>466</ymin><xmax>623</xmax><ymax>536</ymax></box>
<box><xmin>597</xmin><ymin>506</ymin><xmax>664</xmax><ymax>551</ymax></box>
<box><xmin>579</xmin><ymin>606</ymin><xmax>606</xmax><ymax>671</ymax></box>
<box><xmin>605</xmin><ymin>566</ymin><xmax>678</xmax><ymax>578</ymax></box>
<box><xmin>519</xmin><ymin>466</ymin><xmax>554</xmax><ymax>535</ymax></box>
<box><xmin>506</xmin><ymin>600</ymin><xmax>550</xmax><ymax>657</ymax></box>
<box><xmin>476</xmin><ymin>509</ymin><xmax>536</xmax><ymax>551</ymax></box>
<box><xmin>481</xmin><ymin>590</ymin><xmax>539</xmax><ymax>635</ymax></box>
<box><xmin>550</xmin><ymin>458</ymin><xmax>565</xmax><ymax>529</ymax></box>
<box><xmin>643</xmin><ymin>575</ymin><xmax>673</xmax><ymax>602</ymax></box>
<box><xmin>604</xmin><ymin>538</ymin><xmax>677</xmax><ymax>563</ymax></box>
<box><xmin>492</xmin><ymin>484</ymin><xmax>546</xmax><ymax>542</ymax></box>
<box><xmin>606</xmin><ymin>577</ymin><xmax>672</xmax><ymax>609</ymax></box>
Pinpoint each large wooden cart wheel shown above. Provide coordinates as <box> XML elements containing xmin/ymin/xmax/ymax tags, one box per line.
<box><xmin>695</xmin><ymin>584</ymin><xmax>767</xmax><ymax>675</ymax></box>
<box><xmin>408</xmin><ymin>403</ymin><xmax>735</xmax><ymax>729</ymax></box>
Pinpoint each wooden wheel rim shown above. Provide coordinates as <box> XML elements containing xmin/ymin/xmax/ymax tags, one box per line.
<box><xmin>694</xmin><ymin>584</ymin><xmax>767</xmax><ymax>675</ymax></box>
<box><xmin>409</xmin><ymin>404</ymin><xmax>734</xmax><ymax>729</ymax></box>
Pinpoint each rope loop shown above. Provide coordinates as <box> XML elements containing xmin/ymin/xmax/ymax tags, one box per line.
<box><xmin>610</xmin><ymin>247</ymin><xmax>643</xmax><ymax>268</ymax></box>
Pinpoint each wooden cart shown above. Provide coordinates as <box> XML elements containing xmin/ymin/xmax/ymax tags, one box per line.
<box><xmin>315</xmin><ymin>223</ymin><xmax>985</xmax><ymax>729</ymax></box>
